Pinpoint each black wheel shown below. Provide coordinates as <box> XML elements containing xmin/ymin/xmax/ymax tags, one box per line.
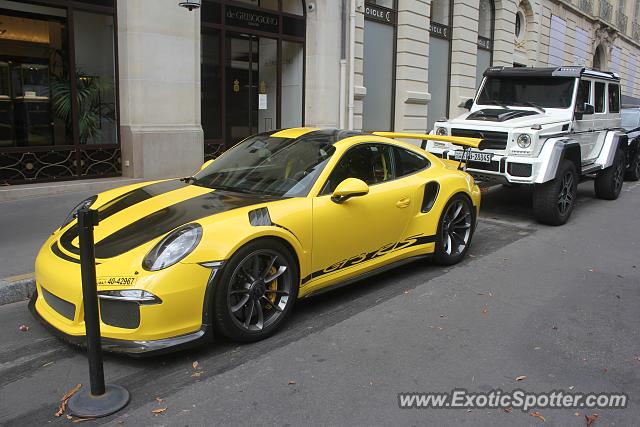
<box><xmin>532</xmin><ymin>160</ymin><xmax>577</xmax><ymax>226</ymax></box>
<box><xmin>595</xmin><ymin>149</ymin><xmax>625</xmax><ymax>200</ymax></box>
<box><xmin>212</xmin><ymin>240</ymin><xmax>298</xmax><ymax>342</ymax></box>
<box><xmin>433</xmin><ymin>194</ymin><xmax>475</xmax><ymax>265</ymax></box>
<box><xmin>625</xmin><ymin>148</ymin><xmax>640</xmax><ymax>181</ymax></box>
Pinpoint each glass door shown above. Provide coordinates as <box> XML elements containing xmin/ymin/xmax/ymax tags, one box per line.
<box><xmin>225</xmin><ymin>33</ymin><xmax>278</xmax><ymax>145</ymax></box>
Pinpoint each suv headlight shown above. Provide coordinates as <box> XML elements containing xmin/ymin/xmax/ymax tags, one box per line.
<box><xmin>516</xmin><ymin>134</ymin><xmax>532</xmax><ymax>148</ymax></box>
<box><xmin>143</xmin><ymin>224</ymin><xmax>202</xmax><ymax>271</ymax></box>
<box><xmin>60</xmin><ymin>195</ymin><xmax>97</xmax><ymax>229</ymax></box>
<box><xmin>435</xmin><ymin>127</ymin><xmax>448</xmax><ymax>136</ymax></box>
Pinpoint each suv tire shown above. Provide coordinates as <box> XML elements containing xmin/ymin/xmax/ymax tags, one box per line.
<box><xmin>625</xmin><ymin>148</ymin><xmax>640</xmax><ymax>181</ymax></box>
<box><xmin>595</xmin><ymin>149</ymin><xmax>625</xmax><ymax>199</ymax></box>
<box><xmin>533</xmin><ymin>160</ymin><xmax>577</xmax><ymax>226</ymax></box>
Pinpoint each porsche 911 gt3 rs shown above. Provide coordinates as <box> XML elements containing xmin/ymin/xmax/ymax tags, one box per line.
<box><xmin>31</xmin><ymin>127</ymin><xmax>482</xmax><ymax>355</ymax></box>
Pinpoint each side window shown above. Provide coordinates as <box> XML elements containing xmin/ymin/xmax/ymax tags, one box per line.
<box><xmin>608</xmin><ymin>83</ymin><xmax>620</xmax><ymax>113</ymax></box>
<box><xmin>594</xmin><ymin>82</ymin><xmax>606</xmax><ymax>113</ymax></box>
<box><xmin>576</xmin><ymin>79</ymin><xmax>591</xmax><ymax>108</ymax></box>
<box><xmin>321</xmin><ymin>144</ymin><xmax>395</xmax><ymax>195</ymax></box>
<box><xmin>394</xmin><ymin>147</ymin><xmax>430</xmax><ymax>177</ymax></box>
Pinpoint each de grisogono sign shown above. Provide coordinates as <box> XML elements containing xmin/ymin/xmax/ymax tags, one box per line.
<box><xmin>225</xmin><ymin>5</ymin><xmax>279</xmax><ymax>33</ymax></box>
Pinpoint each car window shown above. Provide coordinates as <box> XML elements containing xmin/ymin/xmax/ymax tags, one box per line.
<box><xmin>576</xmin><ymin>79</ymin><xmax>591</xmax><ymax>108</ymax></box>
<box><xmin>608</xmin><ymin>83</ymin><xmax>620</xmax><ymax>113</ymax></box>
<box><xmin>321</xmin><ymin>144</ymin><xmax>396</xmax><ymax>195</ymax></box>
<box><xmin>394</xmin><ymin>147</ymin><xmax>430</xmax><ymax>177</ymax></box>
<box><xmin>594</xmin><ymin>82</ymin><xmax>606</xmax><ymax>113</ymax></box>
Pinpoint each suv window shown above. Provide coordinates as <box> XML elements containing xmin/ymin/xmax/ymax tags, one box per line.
<box><xmin>594</xmin><ymin>82</ymin><xmax>606</xmax><ymax>113</ymax></box>
<box><xmin>576</xmin><ymin>80</ymin><xmax>591</xmax><ymax>108</ymax></box>
<box><xmin>608</xmin><ymin>83</ymin><xmax>620</xmax><ymax>113</ymax></box>
<box><xmin>321</xmin><ymin>144</ymin><xmax>396</xmax><ymax>195</ymax></box>
<box><xmin>394</xmin><ymin>147</ymin><xmax>430</xmax><ymax>177</ymax></box>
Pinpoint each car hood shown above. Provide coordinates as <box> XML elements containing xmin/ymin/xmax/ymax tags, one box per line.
<box><xmin>448</xmin><ymin>107</ymin><xmax>572</xmax><ymax>129</ymax></box>
<box><xmin>56</xmin><ymin>179</ymin><xmax>279</xmax><ymax>259</ymax></box>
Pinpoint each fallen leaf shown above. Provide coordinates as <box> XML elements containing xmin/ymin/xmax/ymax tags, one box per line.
<box><xmin>585</xmin><ymin>413</ymin><xmax>599</xmax><ymax>426</ymax></box>
<box><xmin>55</xmin><ymin>384</ymin><xmax>82</xmax><ymax>417</ymax></box>
<box><xmin>155</xmin><ymin>397</ymin><xmax>163</xmax><ymax>403</ymax></box>
<box><xmin>42</xmin><ymin>362</ymin><xmax>53</xmax><ymax>367</ymax></box>
<box><xmin>503</xmin><ymin>407</ymin><xmax>513</xmax><ymax>413</ymax></box>
<box><xmin>288</xmin><ymin>380</ymin><xmax>296</xmax><ymax>385</ymax></box>
<box><xmin>482</xmin><ymin>307</ymin><xmax>489</xmax><ymax>315</ymax></box>
<box><xmin>19</xmin><ymin>324</ymin><xmax>29</xmax><ymax>332</ymax></box>
<box><xmin>192</xmin><ymin>361</ymin><xmax>199</xmax><ymax>370</ymax></box>
<box><xmin>152</xmin><ymin>407</ymin><xmax>167</xmax><ymax>415</ymax></box>
<box><xmin>469</xmin><ymin>254</ymin><xmax>476</xmax><ymax>258</ymax></box>
<box><xmin>530</xmin><ymin>411</ymin><xmax>545</xmax><ymax>422</ymax></box>
<box><xmin>515</xmin><ymin>375</ymin><xmax>527</xmax><ymax>382</ymax></box>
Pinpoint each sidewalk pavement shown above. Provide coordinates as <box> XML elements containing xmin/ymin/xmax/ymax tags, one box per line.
<box><xmin>0</xmin><ymin>178</ymin><xmax>142</xmax><ymax>305</ymax></box>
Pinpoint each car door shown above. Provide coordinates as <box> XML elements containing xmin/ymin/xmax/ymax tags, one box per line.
<box><xmin>572</xmin><ymin>78</ymin><xmax>597</xmax><ymax>164</ymax></box>
<box><xmin>310</xmin><ymin>143</ymin><xmax>415</xmax><ymax>281</ymax></box>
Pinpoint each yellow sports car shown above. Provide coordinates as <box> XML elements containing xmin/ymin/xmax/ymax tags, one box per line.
<box><xmin>30</xmin><ymin>128</ymin><xmax>482</xmax><ymax>355</ymax></box>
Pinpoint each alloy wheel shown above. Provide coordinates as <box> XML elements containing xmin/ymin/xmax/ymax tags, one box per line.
<box><xmin>441</xmin><ymin>200</ymin><xmax>473</xmax><ymax>256</ymax></box>
<box><xmin>227</xmin><ymin>249</ymin><xmax>293</xmax><ymax>332</ymax></box>
<box><xmin>613</xmin><ymin>159</ymin><xmax>625</xmax><ymax>192</ymax></box>
<box><xmin>557</xmin><ymin>171</ymin><xmax>575</xmax><ymax>216</ymax></box>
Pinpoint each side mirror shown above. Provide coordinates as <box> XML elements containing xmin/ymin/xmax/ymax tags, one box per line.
<box><xmin>464</xmin><ymin>99</ymin><xmax>474</xmax><ymax>111</ymax></box>
<box><xmin>583</xmin><ymin>103</ymin><xmax>595</xmax><ymax>115</ymax></box>
<box><xmin>198</xmin><ymin>159</ymin><xmax>215</xmax><ymax>172</ymax></box>
<box><xmin>575</xmin><ymin>102</ymin><xmax>594</xmax><ymax>120</ymax></box>
<box><xmin>331</xmin><ymin>178</ymin><xmax>369</xmax><ymax>204</ymax></box>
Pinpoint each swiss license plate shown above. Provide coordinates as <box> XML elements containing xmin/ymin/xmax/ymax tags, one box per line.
<box><xmin>453</xmin><ymin>150</ymin><xmax>492</xmax><ymax>163</ymax></box>
<box><xmin>97</xmin><ymin>276</ymin><xmax>136</xmax><ymax>286</ymax></box>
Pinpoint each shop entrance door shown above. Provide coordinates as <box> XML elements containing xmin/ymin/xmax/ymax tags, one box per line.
<box><xmin>225</xmin><ymin>33</ymin><xmax>278</xmax><ymax>145</ymax></box>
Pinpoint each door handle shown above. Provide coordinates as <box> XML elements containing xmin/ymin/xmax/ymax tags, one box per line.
<box><xmin>396</xmin><ymin>197</ymin><xmax>411</xmax><ymax>208</ymax></box>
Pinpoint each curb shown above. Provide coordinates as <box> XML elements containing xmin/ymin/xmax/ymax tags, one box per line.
<box><xmin>0</xmin><ymin>275</ymin><xmax>36</xmax><ymax>306</ymax></box>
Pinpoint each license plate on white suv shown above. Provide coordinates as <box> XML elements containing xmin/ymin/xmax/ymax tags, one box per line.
<box><xmin>453</xmin><ymin>150</ymin><xmax>493</xmax><ymax>163</ymax></box>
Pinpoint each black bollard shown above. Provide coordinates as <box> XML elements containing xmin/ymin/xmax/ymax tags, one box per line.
<box><xmin>67</xmin><ymin>207</ymin><xmax>130</xmax><ymax>418</ymax></box>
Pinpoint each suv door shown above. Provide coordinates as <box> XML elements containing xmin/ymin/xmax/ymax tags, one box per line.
<box><xmin>310</xmin><ymin>143</ymin><xmax>415</xmax><ymax>280</ymax></box>
<box><xmin>572</xmin><ymin>78</ymin><xmax>597</xmax><ymax>164</ymax></box>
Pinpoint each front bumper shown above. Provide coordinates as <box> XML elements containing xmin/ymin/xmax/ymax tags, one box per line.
<box><xmin>29</xmin><ymin>290</ymin><xmax>212</xmax><ymax>356</ymax></box>
<box><xmin>431</xmin><ymin>148</ymin><xmax>540</xmax><ymax>184</ymax></box>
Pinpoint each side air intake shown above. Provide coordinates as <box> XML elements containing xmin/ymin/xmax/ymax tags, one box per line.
<box><xmin>421</xmin><ymin>182</ymin><xmax>440</xmax><ymax>213</ymax></box>
<box><xmin>248</xmin><ymin>207</ymin><xmax>272</xmax><ymax>226</ymax></box>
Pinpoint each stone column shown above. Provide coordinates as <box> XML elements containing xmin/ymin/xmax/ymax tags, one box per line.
<box><xmin>394</xmin><ymin>0</ymin><xmax>430</xmax><ymax>133</ymax></box>
<box><xmin>117</xmin><ymin>0</ymin><xmax>203</xmax><ymax>179</ymax></box>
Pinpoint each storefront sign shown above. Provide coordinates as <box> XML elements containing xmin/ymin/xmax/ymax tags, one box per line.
<box><xmin>477</xmin><ymin>36</ymin><xmax>492</xmax><ymax>50</ymax></box>
<box><xmin>225</xmin><ymin>5</ymin><xmax>279</xmax><ymax>33</ymax></box>
<box><xmin>364</xmin><ymin>3</ymin><xmax>396</xmax><ymax>24</ymax></box>
<box><xmin>429</xmin><ymin>21</ymin><xmax>450</xmax><ymax>39</ymax></box>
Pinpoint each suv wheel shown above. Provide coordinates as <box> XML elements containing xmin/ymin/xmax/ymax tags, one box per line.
<box><xmin>533</xmin><ymin>160</ymin><xmax>577</xmax><ymax>226</ymax></box>
<box><xmin>595</xmin><ymin>149</ymin><xmax>625</xmax><ymax>199</ymax></box>
<box><xmin>625</xmin><ymin>148</ymin><xmax>640</xmax><ymax>181</ymax></box>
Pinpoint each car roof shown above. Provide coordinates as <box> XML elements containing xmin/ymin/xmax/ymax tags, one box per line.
<box><xmin>484</xmin><ymin>66</ymin><xmax>620</xmax><ymax>82</ymax></box>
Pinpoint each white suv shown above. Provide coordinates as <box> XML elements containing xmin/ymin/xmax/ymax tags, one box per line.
<box><xmin>425</xmin><ymin>66</ymin><xmax>630</xmax><ymax>225</ymax></box>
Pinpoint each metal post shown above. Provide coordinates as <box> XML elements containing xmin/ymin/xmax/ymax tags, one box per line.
<box><xmin>67</xmin><ymin>208</ymin><xmax>129</xmax><ymax>418</ymax></box>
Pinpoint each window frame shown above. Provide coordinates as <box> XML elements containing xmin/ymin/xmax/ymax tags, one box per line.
<box><xmin>608</xmin><ymin>82</ymin><xmax>620</xmax><ymax>113</ymax></box>
<box><xmin>594</xmin><ymin>81</ymin><xmax>606</xmax><ymax>113</ymax></box>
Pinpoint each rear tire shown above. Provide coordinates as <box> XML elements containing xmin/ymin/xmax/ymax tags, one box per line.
<box><xmin>433</xmin><ymin>194</ymin><xmax>475</xmax><ymax>266</ymax></box>
<box><xmin>595</xmin><ymin>149</ymin><xmax>625</xmax><ymax>200</ymax></box>
<box><xmin>625</xmin><ymin>148</ymin><xmax>640</xmax><ymax>181</ymax></box>
<box><xmin>532</xmin><ymin>160</ymin><xmax>577</xmax><ymax>226</ymax></box>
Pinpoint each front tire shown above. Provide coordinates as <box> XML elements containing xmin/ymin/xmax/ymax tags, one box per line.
<box><xmin>433</xmin><ymin>194</ymin><xmax>475</xmax><ymax>266</ymax></box>
<box><xmin>212</xmin><ymin>239</ymin><xmax>299</xmax><ymax>343</ymax></box>
<box><xmin>533</xmin><ymin>160</ymin><xmax>577</xmax><ymax>226</ymax></box>
<box><xmin>594</xmin><ymin>149</ymin><xmax>625</xmax><ymax>200</ymax></box>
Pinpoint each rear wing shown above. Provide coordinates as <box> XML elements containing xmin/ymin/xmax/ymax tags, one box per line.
<box><xmin>372</xmin><ymin>132</ymin><xmax>502</xmax><ymax>151</ymax></box>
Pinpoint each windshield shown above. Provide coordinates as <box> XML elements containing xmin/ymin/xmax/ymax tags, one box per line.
<box><xmin>621</xmin><ymin>109</ymin><xmax>640</xmax><ymax>130</ymax></box>
<box><xmin>193</xmin><ymin>134</ymin><xmax>336</xmax><ymax>197</ymax></box>
<box><xmin>477</xmin><ymin>76</ymin><xmax>576</xmax><ymax>109</ymax></box>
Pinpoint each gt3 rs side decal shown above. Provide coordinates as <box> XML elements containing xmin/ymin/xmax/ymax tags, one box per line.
<box><xmin>301</xmin><ymin>234</ymin><xmax>435</xmax><ymax>284</ymax></box>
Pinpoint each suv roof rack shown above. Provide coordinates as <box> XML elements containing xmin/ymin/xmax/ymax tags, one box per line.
<box><xmin>484</xmin><ymin>66</ymin><xmax>619</xmax><ymax>81</ymax></box>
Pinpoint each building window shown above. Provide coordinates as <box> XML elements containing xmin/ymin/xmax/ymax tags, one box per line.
<box><xmin>0</xmin><ymin>0</ymin><xmax>120</xmax><ymax>185</ymax></box>
<box><xmin>362</xmin><ymin>0</ymin><xmax>397</xmax><ymax>132</ymax></box>
<box><xmin>476</xmin><ymin>0</ymin><xmax>494</xmax><ymax>89</ymax></box>
<box><xmin>428</xmin><ymin>0</ymin><xmax>453</xmax><ymax>131</ymax></box>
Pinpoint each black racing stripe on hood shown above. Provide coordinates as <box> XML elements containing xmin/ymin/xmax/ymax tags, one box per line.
<box><xmin>62</xmin><ymin>190</ymin><xmax>278</xmax><ymax>259</ymax></box>
<box><xmin>58</xmin><ymin>179</ymin><xmax>189</xmax><ymax>258</ymax></box>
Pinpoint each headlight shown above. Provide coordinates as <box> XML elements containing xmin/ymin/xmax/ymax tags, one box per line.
<box><xmin>516</xmin><ymin>134</ymin><xmax>532</xmax><ymax>149</ymax></box>
<box><xmin>60</xmin><ymin>195</ymin><xmax>97</xmax><ymax>229</ymax></box>
<box><xmin>436</xmin><ymin>127</ymin><xmax>448</xmax><ymax>136</ymax></box>
<box><xmin>143</xmin><ymin>224</ymin><xmax>202</xmax><ymax>271</ymax></box>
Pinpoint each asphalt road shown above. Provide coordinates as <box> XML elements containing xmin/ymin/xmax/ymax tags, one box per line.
<box><xmin>1</xmin><ymin>181</ymin><xmax>639</xmax><ymax>426</ymax></box>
